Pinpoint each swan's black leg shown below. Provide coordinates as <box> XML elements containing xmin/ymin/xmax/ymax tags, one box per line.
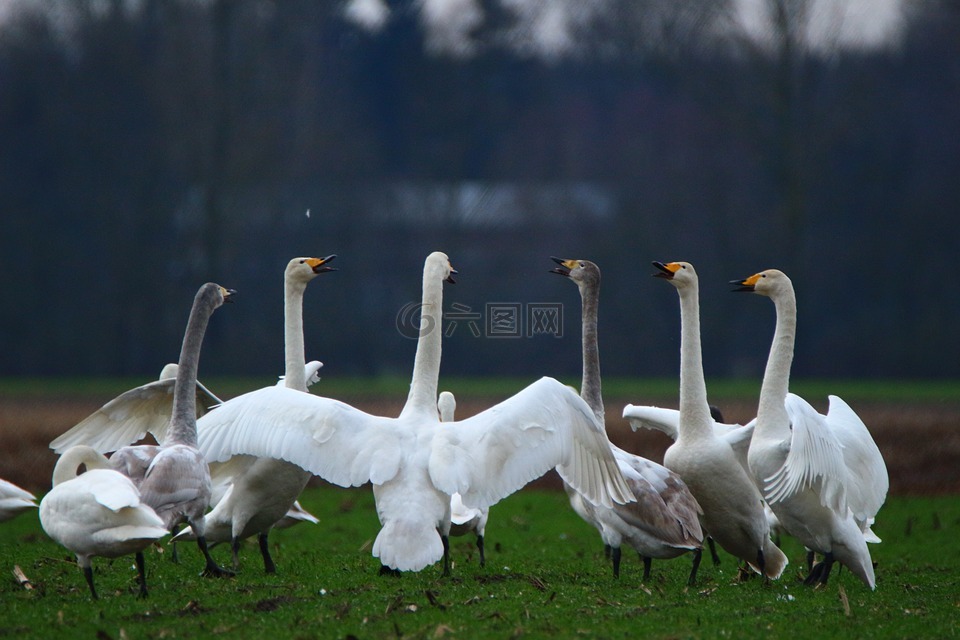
<box><xmin>379</xmin><ymin>564</ymin><xmax>401</xmax><ymax>577</ymax></box>
<box><xmin>231</xmin><ymin>537</ymin><xmax>241</xmax><ymax>570</ymax></box>
<box><xmin>83</xmin><ymin>565</ymin><xmax>99</xmax><ymax>600</ymax></box>
<box><xmin>198</xmin><ymin>535</ymin><xmax>235</xmax><ymax>578</ymax></box>
<box><xmin>806</xmin><ymin>549</ymin><xmax>815</xmax><ymax>572</ymax></box>
<box><xmin>604</xmin><ymin>544</ymin><xmax>612</xmax><ymax>560</ymax></box>
<box><xmin>259</xmin><ymin>532</ymin><xmax>277</xmax><ymax>573</ymax></box>
<box><xmin>476</xmin><ymin>534</ymin><xmax>485</xmax><ymax>568</ymax></box>
<box><xmin>641</xmin><ymin>556</ymin><xmax>652</xmax><ymax>582</ymax></box>
<box><xmin>611</xmin><ymin>546</ymin><xmax>621</xmax><ymax>578</ymax></box>
<box><xmin>805</xmin><ymin>552</ymin><xmax>835</xmax><ymax>587</ymax></box>
<box><xmin>441</xmin><ymin>535</ymin><xmax>451</xmax><ymax>577</ymax></box>
<box><xmin>135</xmin><ymin>551</ymin><xmax>149</xmax><ymax>598</ymax></box>
<box><xmin>687</xmin><ymin>548</ymin><xmax>703</xmax><ymax>587</ymax></box>
<box><xmin>708</xmin><ymin>537</ymin><xmax>721</xmax><ymax>566</ymax></box>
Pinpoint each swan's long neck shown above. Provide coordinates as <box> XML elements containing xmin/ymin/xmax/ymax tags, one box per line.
<box><xmin>755</xmin><ymin>285</ymin><xmax>797</xmax><ymax>436</ymax></box>
<box><xmin>400</xmin><ymin>271</ymin><xmax>444</xmax><ymax>418</ymax></box>
<box><xmin>52</xmin><ymin>446</ymin><xmax>108</xmax><ymax>486</ymax></box>
<box><xmin>578</xmin><ymin>279</ymin><xmax>604</xmax><ymax>422</ymax></box>
<box><xmin>166</xmin><ymin>291</ymin><xmax>214</xmax><ymax>448</ymax></box>
<box><xmin>676</xmin><ymin>281</ymin><xmax>713</xmax><ymax>441</ymax></box>
<box><xmin>283</xmin><ymin>279</ymin><xmax>308</xmax><ymax>392</ymax></box>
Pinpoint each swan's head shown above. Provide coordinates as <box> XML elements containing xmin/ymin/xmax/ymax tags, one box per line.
<box><xmin>159</xmin><ymin>363</ymin><xmax>179</xmax><ymax>380</ymax></box>
<box><xmin>652</xmin><ymin>261</ymin><xmax>696</xmax><ymax>288</ymax></box>
<box><xmin>438</xmin><ymin>390</ymin><xmax>456</xmax><ymax>422</ymax></box>
<box><xmin>426</xmin><ymin>251</ymin><xmax>458</xmax><ymax>285</ymax></box>
<box><xmin>730</xmin><ymin>269</ymin><xmax>791</xmax><ymax>298</ymax></box>
<box><xmin>550</xmin><ymin>257</ymin><xmax>600</xmax><ymax>289</ymax></box>
<box><xmin>199</xmin><ymin>283</ymin><xmax>236</xmax><ymax>309</ymax></box>
<box><xmin>286</xmin><ymin>256</ymin><xmax>337</xmax><ymax>283</ymax></box>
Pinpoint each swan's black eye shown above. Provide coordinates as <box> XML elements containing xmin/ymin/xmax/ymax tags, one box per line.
<box><xmin>299</xmin><ymin>259</ymin><xmax>305</xmax><ymax>264</ymax></box>
<box><xmin>681</xmin><ymin>265</ymin><xmax>687</xmax><ymax>269</ymax></box>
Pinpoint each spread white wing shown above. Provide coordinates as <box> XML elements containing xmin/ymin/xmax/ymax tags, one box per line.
<box><xmin>825</xmin><ymin>395</ymin><xmax>887</xmax><ymax>535</ymax></box>
<box><xmin>429</xmin><ymin>377</ymin><xmax>634</xmax><ymax>511</ymax></box>
<box><xmin>50</xmin><ymin>376</ymin><xmax>221</xmax><ymax>454</ymax></box>
<box><xmin>763</xmin><ymin>394</ymin><xmax>848</xmax><ymax>513</ymax></box>
<box><xmin>197</xmin><ymin>385</ymin><xmax>403</xmax><ymax>488</ymax></box>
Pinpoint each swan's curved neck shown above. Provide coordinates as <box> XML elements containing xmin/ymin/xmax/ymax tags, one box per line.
<box><xmin>400</xmin><ymin>271</ymin><xmax>444</xmax><ymax>418</ymax></box>
<box><xmin>52</xmin><ymin>447</ymin><xmax>108</xmax><ymax>486</ymax></box>
<box><xmin>283</xmin><ymin>278</ymin><xmax>308</xmax><ymax>392</ymax></box>
<box><xmin>577</xmin><ymin>279</ymin><xmax>604</xmax><ymax>422</ymax></box>
<box><xmin>755</xmin><ymin>286</ymin><xmax>797</xmax><ymax>433</ymax></box>
<box><xmin>676</xmin><ymin>282</ymin><xmax>713</xmax><ymax>440</ymax></box>
<box><xmin>167</xmin><ymin>292</ymin><xmax>215</xmax><ymax>447</ymax></box>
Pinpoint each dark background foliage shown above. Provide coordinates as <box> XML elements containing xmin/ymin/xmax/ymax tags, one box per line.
<box><xmin>1</xmin><ymin>0</ymin><xmax>957</xmax><ymax>380</ymax></box>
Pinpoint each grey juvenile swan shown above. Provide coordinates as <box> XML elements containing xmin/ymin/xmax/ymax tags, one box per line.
<box><xmin>551</xmin><ymin>257</ymin><xmax>704</xmax><ymax>583</ymax></box>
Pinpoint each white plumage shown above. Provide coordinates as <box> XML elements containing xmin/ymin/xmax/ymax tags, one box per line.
<box><xmin>441</xmin><ymin>391</ymin><xmax>489</xmax><ymax>567</ymax></box>
<box><xmin>39</xmin><ymin>445</ymin><xmax>167</xmax><ymax>599</ymax></box>
<box><xmin>650</xmin><ymin>261</ymin><xmax>788</xmax><ymax>579</ymax></box>
<box><xmin>733</xmin><ymin>268</ymin><xmax>887</xmax><ymax>589</ymax></box>
<box><xmin>0</xmin><ymin>478</ymin><xmax>37</xmax><ymax>523</ymax></box>
<box><xmin>198</xmin><ymin>252</ymin><xmax>633</xmax><ymax>574</ymax></box>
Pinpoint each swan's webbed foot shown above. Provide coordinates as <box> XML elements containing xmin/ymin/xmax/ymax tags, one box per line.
<box><xmin>804</xmin><ymin>552</ymin><xmax>834</xmax><ymax>587</ymax></box>
<box><xmin>197</xmin><ymin>536</ymin><xmax>235</xmax><ymax>578</ymax></box>
<box><xmin>379</xmin><ymin>564</ymin><xmax>402</xmax><ymax>577</ymax></box>
<box><xmin>259</xmin><ymin>532</ymin><xmax>277</xmax><ymax>574</ymax></box>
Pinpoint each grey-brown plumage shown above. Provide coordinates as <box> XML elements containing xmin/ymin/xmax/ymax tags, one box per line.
<box><xmin>136</xmin><ymin>282</ymin><xmax>235</xmax><ymax>578</ymax></box>
<box><xmin>551</xmin><ymin>258</ymin><xmax>704</xmax><ymax>583</ymax></box>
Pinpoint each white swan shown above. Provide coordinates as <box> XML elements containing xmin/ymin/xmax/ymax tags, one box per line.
<box><xmin>441</xmin><ymin>391</ymin><xmax>489</xmax><ymax>568</ymax></box>
<box><xmin>199</xmin><ymin>251</ymin><xmax>633</xmax><ymax>574</ymax></box>
<box><xmin>732</xmin><ymin>268</ymin><xmax>887</xmax><ymax>589</ymax></box>
<box><xmin>0</xmin><ymin>478</ymin><xmax>37</xmax><ymax>522</ymax></box>
<box><xmin>181</xmin><ymin>256</ymin><xmax>335</xmax><ymax>573</ymax></box>
<box><xmin>651</xmin><ymin>261</ymin><xmax>788</xmax><ymax>580</ymax></box>
<box><xmin>122</xmin><ymin>282</ymin><xmax>235</xmax><ymax>579</ymax></box>
<box><xmin>38</xmin><ymin>445</ymin><xmax>168</xmax><ymax>599</ymax></box>
<box><xmin>552</xmin><ymin>258</ymin><xmax>704</xmax><ymax>583</ymax></box>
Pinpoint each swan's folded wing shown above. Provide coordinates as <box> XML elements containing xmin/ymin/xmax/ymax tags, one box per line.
<box><xmin>622</xmin><ymin>404</ymin><xmax>681</xmax><ymax>439</ymax></box>
<box><xmin>764</xmin><ymin>394</ymin><xmax>848</xmax><ymax>512</ymax></box>
<box><xmin>0</xmin><ymin>478</ymin><xmax>37</xmax><ymax>503</ymax></box>
<box><xmin>50</xmin><ymin>378</ymin><xmax>222</xmax><ymax>454</ymax></box>
<box><xmin>197</xmin><ymin>386</ymin><xmax>402</xmax><ymax>488</ymax></box>
<box><xmin>430</xmin><ymin>377</ymin><xmax>633</xmax><ymax>510</ymax></box>
<box><xmin>826</xmin><ymin>395</ymin><xmax>888</xmax><ymax>523</ymax></box>
<box><xmin>85</xmin><ymin>470</ymin><xmax>144</xmax><ymax>512</ymax></box>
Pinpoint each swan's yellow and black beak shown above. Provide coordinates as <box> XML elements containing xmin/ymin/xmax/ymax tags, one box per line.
<box><xmin>550</xmin><ymin>257</ymin><xmax>577</xmax><ymax>277</ymax></box>
<box><xmin>445</xmin><ymin>264</ymin><xmax>458</xmax><ymax>284</ymax></box>
<box><xmin>731</xmin><ymin>272</ymin><xmax>761</xmax><ymax>292</ymax></box>
<box><xmin>219</xmin><ymin>287</ymin><xmax>237</xmax><ymax>303</ymax></box>
<box><xmin>307</xmin><ymin>255</ymin><xmax>337</xmax><ymax>274</ymax></box>
<box><xmin>652</xmin><ymin>261</ymin><xmax>680</xmax><ymax>279</ymax></box>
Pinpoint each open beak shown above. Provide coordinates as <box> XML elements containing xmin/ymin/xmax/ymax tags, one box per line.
<box><xmin>446</xmin><ymin>267</ymin><xmax>458</xmax><ymax>285</ymax></box>
<box><xmin>730</xmin><ymin>273</ymin><xmax>760</xmax><ymax>292</ymax></box>
<box><xmin>550</xmin><ymin>256</ymin><xmax>575</xmax><ymax>276</ymax></box>
<box><xmin>312</xmin><ymin>254</ymin><xmax>337</xmax><ymax>274</ymax></box>
<box><xmin>221</xmin><ymin>287</ymin><xmax>237</xmax><ymax>303</ymax></box>
<box><xmin>652</xmin><ymin>261</ymin><xmax>679</xmax><ymax>279</ymax></box>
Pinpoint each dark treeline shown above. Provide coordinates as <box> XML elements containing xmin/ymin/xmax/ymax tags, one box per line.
<box><xmin>1</xmin><ymin>0</ymin><xmax>958</xmax><ymax>382</ymax></box>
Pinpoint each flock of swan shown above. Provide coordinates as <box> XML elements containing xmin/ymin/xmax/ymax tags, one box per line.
<box><xmin>0</xmin><ymin>251</ymin><xmax>888</xmax><ymax>600</ymax></box>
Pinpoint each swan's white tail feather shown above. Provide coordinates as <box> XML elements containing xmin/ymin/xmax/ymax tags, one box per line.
<box><xmin>372</xmin><ymin>520</ymin><xmax>444</xmax><ymax>572</ymax></box>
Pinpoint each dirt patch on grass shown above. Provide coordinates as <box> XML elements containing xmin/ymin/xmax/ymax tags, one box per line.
<box><xmin>2</xmin><ymin>394</ymin><xmax>958</xmax><ymax>496</ymax></box>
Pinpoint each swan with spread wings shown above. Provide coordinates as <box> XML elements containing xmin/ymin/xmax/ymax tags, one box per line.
<box><xmin>198</xmin><ymin>252</ymin><xmax>634</xmax><ymax>574</ymax></box>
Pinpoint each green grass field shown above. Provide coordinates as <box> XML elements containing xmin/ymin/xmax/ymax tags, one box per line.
<box><xmin>2</xmin><ymin>485</ymin><xmax>957</xmax><ymax>639</ymax></box>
